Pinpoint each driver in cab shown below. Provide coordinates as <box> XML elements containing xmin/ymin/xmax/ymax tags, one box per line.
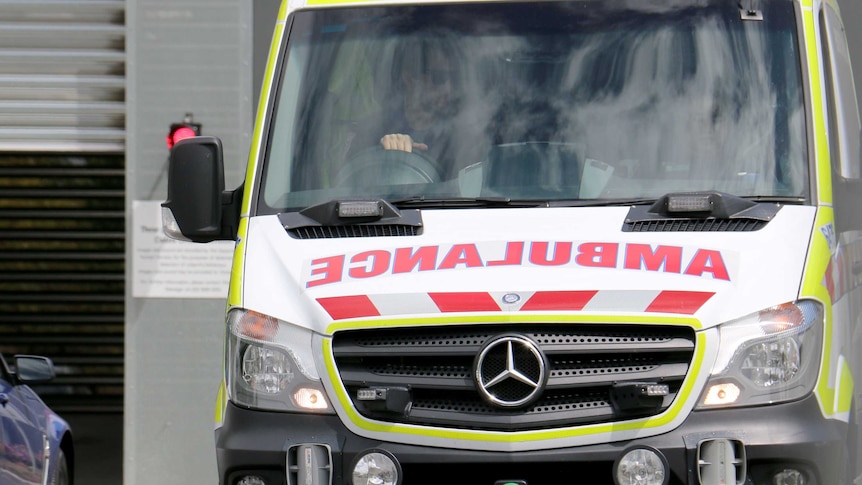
<box><xmin>344</xmin><ymin>35</ymin><xmax>475</xmax><ymax>180</ymax></box>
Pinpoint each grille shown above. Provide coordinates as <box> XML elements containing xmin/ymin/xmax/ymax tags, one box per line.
<box><xmin>331</xmin><ymin>324</ymin><xmax>696</xmax><ymax>431</ymax></box>
<box><xmin>624</xmin><ymin>218</ymin><xmax>766</xmax><ymax>232</ymax></box>
<box><xmin>288</xmin><ymin>224</ymin><xmax>419</xmax><ymax>239</ymax></box>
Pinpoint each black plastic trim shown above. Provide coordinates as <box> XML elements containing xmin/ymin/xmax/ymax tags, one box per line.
<box><xmin>215</xmin><ymin>393</ymin><xmax>848</xmax><ymax>485</ymax></box>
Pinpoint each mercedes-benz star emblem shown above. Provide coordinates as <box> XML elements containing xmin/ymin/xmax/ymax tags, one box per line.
<box><xmin>474</xmin><ymin>335</ymin><xmax>547</xmax><ymax>408</ymax></box>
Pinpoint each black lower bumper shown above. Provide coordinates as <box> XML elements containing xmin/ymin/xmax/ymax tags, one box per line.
<box><xmin>216</xmin><ymin>394</ymin><xmax>853</xmax><ymax>485</ymax></box>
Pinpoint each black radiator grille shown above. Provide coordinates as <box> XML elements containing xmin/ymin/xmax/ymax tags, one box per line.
<box><xmin>332</xmin><ymin>324</ymin><xmax>696</xmax><ymax>431</ymax></box>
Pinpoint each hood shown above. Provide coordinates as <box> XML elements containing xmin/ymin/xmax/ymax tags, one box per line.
<box><xmin>241</xmin><ymin>205</ymin><xmax>815</xmax><ymax>334</ymax></box>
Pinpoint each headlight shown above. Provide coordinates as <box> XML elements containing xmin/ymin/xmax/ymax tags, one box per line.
<box><xmin>697</xmin><ymin>300</ymin><xmax>823</xmax><ymax>409</ymax></box>
<box><xmin>226</xmin><ymin>309</ymin><xmax>333</xmax><ymax>413</ymax></box>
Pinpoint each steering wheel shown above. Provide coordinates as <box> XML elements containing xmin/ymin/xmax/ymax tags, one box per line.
<box><xmin>335</xmin><ymin>147</ymin><xmax>442</xmax><ymax>187</ymax></box>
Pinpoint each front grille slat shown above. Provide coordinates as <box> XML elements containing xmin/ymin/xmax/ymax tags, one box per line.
<box><xmin>539</xmin><ymin>337</ymin><xmax>695</xmax><ymax>354</ymax></box>
<box><xmin>330</xmin><ymin>344</ymin><xmax>482</xmax><ymax>358</ymax></box>
<box><xmin>339</xmin><ymin>369</ymin><xmax>474</xmax><ymax>391</ymax></box>
<box><xmin>547</xmin><ymin>361</ymin><xmax>689</xmax><ymax>388</ymax></box>
<box><xmin>332</xmin><ymin>324</ymin><xmax>696</xmax><ymax>432</ymax></box>
<box><xmin>406</xmin><ymin>392</ymin><xmax>615</xmax><ymax>429</ymax></box>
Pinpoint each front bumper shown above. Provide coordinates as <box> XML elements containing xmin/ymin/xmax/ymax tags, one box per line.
<box><xmin>216</xmin><ymin>394</ymin><xmax>851</xmax><ymax>485</ymax></box>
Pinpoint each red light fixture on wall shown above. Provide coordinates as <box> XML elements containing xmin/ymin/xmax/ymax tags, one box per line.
<box><xmin>166</xmin><ymin>113</ymin><xmax>202</xmax><ymax>149</ymax></box>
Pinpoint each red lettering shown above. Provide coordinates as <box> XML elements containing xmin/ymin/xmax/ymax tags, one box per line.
<box><xmin>348</xmin><ymin>250</ymin><xmax>391</xmax><ymax>279</ymax></box>
<box><xmin>529</xmin><ymin>241</ymin><xmax>572</xmax><ymax>266</ymax></box>
<box><xmin>575</xmin><ymin>242</ymin><xmax>619</xmax><ymax>268</ymax></box>
<box><xmin>393</xmin><ymin>246</ymin><xmax>438</xmax><ymax>273</ymax></box>
<box><xmin>307</xmin><ymin>255</ymin><xmax>345</xmax><ymax>287</ymax></box>
<box><xmin>625</xmin><ymin>244</ymin><xmax>683</xmax><ymax>273</ymax></box>
<box><xmin>487</xmin><ymin>242</ymin><xmax>524</xmax><ymax>266</ymax></box>
<box><xmin>684</xmin><ymin>249</ymin><xmax>730</xmax><ymax>280</ymax></box>
<box><xmin>438</xmin><ymin>244</ymin><xmax>484</xmax><ymax>269</ymax></box>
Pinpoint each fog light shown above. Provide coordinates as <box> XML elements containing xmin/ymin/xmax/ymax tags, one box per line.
<box><xmin>351</xmin><ymin>450</ymin><xmax>401</xmax><ymax>485</ymax></box>
<box><xmin>237</xmin><ymin>476</ymin><xmax>266</xmax><ymax>485</ymax></box>
<box><xmin>773</xmin><ymin>469</ymin><xmax>806</xmax><ymax>485</ymax></box>
<box><xmin>614</xmin><ymin>447</ymin><xmax>669</xmax><ymax>485</ymax></box>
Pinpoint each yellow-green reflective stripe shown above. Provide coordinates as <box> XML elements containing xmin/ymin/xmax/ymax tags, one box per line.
<box><xmin>326</xmin><ymin>313</ymin><xmax>702</xmax><ymax>335</ymax></box>
<box><xmin>801</xmin><ymin>1</ymin><xmax>832</xmax><ymax>204</ymax></box>
<box><xmin>227</xmin><ymin>217</ymin><xmax>248</xmax><ymax>308</ymax></box>
<box><xmin>803</xmin><ymin>207</ymin><xmax>839</xmax><ymax>416</ymax></box>
<box><xmin>215</xmin><ymin>380</ymin><xmax>227</xmax><ymax>425</ymax></box>
<box><xmin>243</xmin><ymin>18</ymin><xmax>285</xmax><ymax>216</ymax></box>
<box><xmin>837</xmin><ymin>357</ymin><xmax>854</xmax><ymax>414</ymax></box>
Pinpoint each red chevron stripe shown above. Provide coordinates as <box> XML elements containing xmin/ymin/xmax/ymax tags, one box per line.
<box><xmin>428</xmin><ymin>292</ymin><xmax>500</xmax><ymax>312</ymax></box>
<box><xmin>317</xmin><ymin>295</ymin><xmax>380</xmax><ymax>320</ymax></box>
<box><xmin>520</xmin><ymin>290</ymin><xmax>598</xmax><ymax>311</ymax></box>
<box><xmin>645</xmin><ymin>290</ymin><xmax>714</xmax><ymax>315</ymax></box>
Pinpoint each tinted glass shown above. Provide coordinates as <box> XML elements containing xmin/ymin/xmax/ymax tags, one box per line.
<box><xmin>261</xmin><ymin>0</ymin><xmax>805</xmax><ymax>211</ymax></box>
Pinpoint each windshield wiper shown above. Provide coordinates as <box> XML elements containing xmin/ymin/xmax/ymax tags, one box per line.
<box><xmin>390</xmin><ymin>196</ymin><xmax>549</xmax><ymax>208</ymax></box>
<box><xmin>741</xmin><ymin>195</ymin><xmax>805</xmax><ymax>204</ymax></box>
<box><xmin>547</xmin><ymin>198</ymin><xmax>658</xmax><ymax>208</ymax></box>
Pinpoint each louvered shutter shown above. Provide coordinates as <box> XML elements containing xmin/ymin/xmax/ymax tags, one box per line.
<box><xmin>0</xmin><ymin>0</ymin><xmax>126</xmax><ymax>412</ymax></box>
<box><xmin>0</xmin><ymin>0</ymin><xmax>125</xmax><ymax>153</ymax></box>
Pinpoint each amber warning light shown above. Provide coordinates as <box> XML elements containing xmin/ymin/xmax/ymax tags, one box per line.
<box><xmin>166</xmin><ymin>113</ymin><xmax>202</xmax><ymax>149</ymax></box>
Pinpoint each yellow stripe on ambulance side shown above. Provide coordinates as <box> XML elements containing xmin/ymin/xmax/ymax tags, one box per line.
<box><xmin>218</xmin><ymin>1</ymin><xmax>290</xmax><ymax>429</ymax></box>
<box><xmin>798</xmin><ymin>0</ymin><xmax>853</xmax><ymax>419</ymax></box>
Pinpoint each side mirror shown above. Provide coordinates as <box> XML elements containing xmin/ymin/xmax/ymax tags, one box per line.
<box><xmin>162</xmin><ymin>136</ymin><xmax>238</xmax><ymax>242</ymax></box>
<box><xmin>14</xmin><ymin>355</ymin><xmax>55</xmax><ymax>384</ymax></box>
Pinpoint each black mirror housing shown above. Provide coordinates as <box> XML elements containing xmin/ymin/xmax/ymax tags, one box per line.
<box><xmin>162</xmin><ymin>136</ymin><xmax>236</xmax><ymax>242</ymax></box>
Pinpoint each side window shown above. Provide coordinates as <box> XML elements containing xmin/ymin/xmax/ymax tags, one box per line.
<box><xmin>821</xmin><ymin>5</ymin><xmax>862</xmax><ymax>179</ymax></box>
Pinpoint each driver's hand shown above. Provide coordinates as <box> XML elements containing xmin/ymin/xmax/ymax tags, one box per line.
<box><xmin>380</xmin><ymin>133</ymin><xmax>428</xmax><ymax>152</ymax></box>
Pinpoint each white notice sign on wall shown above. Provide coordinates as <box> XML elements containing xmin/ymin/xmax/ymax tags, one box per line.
<box><xmin>132</xmin><ymin>200</ymin><xmax>234</xmax><ymax>298</ymax></box>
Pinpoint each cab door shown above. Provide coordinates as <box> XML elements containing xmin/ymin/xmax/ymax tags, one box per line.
<box><xmin>818</xmin><ymin>2</ymin><xmax>862</xmax><ymax>482</ymax></box>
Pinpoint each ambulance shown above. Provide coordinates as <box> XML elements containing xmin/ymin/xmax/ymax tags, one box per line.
<box><xmin>161</xmin><ymin>0</ymin><xmax>862</xmax><ymax>483</ymax></box>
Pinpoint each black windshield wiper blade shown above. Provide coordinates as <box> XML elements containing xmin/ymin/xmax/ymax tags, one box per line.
<box><xmin>548</xmin><ymin>198</ymin><xmax>658</xmax><ymax>207</ymax></box>
<box><xmin>390</xmin><ymin>196</ymin><xmax>548</xmax><ymax>208</ymax></box>
<box><xmin>741</xmin><ymin>195</ymin><xmax>805</xmax><ymax>204</ymax></box>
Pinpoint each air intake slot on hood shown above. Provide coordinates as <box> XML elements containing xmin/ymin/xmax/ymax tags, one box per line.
<box><xmin>623</xmin><ymin>191</ymin><xmax>781</xmax><ymax>232</ymax></box>
<box><xmin>279</xmin><ymin>199</ymin><xmax>423</xmax><ymax>239</ymax></box>
<box><xmin>625</xmin><ymin>218</ymin><xmax>767</xmax><ymax>232</ymax></box>
<box><xmin>289</xmin><ymin>224</ymin><xmax>420</xmax><ymax>239</ymax></box>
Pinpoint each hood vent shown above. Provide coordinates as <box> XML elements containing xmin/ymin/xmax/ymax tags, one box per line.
<box><xmin>279</xmin><ymin>201</ymin><xmax>423</xmax><ymax>239</ymax></box>
<box><xmin>289</xmin><ymin>224</ymin><xmax>419</xmax><ymax>239</ymax></box>
<box><xmin>623</xmin><ymin>192</ymin><xmax>781</xmax><ymax>232</ymax></box>
<box><xmin>625</xmin><ymin>218</ymin><xmax>767</xmax><ymax>232</ymax></box>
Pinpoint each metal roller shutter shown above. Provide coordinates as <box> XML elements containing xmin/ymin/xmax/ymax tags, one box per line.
<box><xmin>0</xmin><ymin>0</ymin><xmax>125</xmax><ymax>413</ymax></box>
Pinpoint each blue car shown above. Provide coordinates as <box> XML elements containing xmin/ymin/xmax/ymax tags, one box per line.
<box><xmin>0</xmin><ymin>353</ymin><xmax>73</xmax><ymax>485</ymax></box>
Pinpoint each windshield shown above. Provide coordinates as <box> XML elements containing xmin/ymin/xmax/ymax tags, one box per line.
<box><xmin>261</xmin><ymin>0</ymin><xmax>806</xmax><ymax>212</ymax></box>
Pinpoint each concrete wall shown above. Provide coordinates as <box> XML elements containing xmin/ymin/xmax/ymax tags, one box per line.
<box><xmin>125</xmin><ymin>1</ymin><xmax>254</xmax><ymax>483</ymax></box>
